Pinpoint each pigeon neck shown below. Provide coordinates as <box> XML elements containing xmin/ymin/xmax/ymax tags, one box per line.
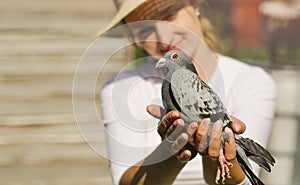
<box><xmin>165</xmin><ymin>71</ymin><xmax>173</xmax><ymax>82</ymax></box>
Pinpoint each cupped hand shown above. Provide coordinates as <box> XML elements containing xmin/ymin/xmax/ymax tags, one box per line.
<box><xmin>195</xmin><ymin>116</ymin><xmax>246</xmax><ymax>160</ymax></box>
<box><xmin>147</xmin><ymin>104</ymin><xmax>198</xmax><ymax>163</ymax></box>
<box><xmin>147</xmin><ymin>104</ymin><xmax>246</xmax><ymax>163</ymax></box>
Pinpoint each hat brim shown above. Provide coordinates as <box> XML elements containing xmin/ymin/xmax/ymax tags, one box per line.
<box><xmin>97</xmin><ymin>0</ymin><xmax>148</xmax><ymax>37</ymax></box>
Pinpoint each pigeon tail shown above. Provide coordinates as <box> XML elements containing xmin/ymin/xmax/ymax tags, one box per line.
<box><xmin>236</xmin><ymin>137</ymin><xmax>275</xmax><ymax>172</ymax></box>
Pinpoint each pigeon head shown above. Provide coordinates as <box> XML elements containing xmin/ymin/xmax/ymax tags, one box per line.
<box><xmin>155</xmin><ymin>50</ymin><xmax>195</xmax><ymax>74</ymax></box>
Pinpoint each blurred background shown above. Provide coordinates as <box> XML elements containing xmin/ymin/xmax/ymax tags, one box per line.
<box><xmin>0</xmin><ymin>0</ymin><xmax>299</xmax><ymax>184</ymax></box>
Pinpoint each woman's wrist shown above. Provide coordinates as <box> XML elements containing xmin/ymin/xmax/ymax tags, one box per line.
<box><xmin>236</xmin><ymin>176</ymin><xmax>250</xmax><ymax>185</ymax></box>
<box><xmin>226</xmin><ymin>157</ymin><xmax>246</xmax><ymax>184</ymax></box>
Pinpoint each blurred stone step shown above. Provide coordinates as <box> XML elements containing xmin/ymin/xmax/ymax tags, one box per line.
<box><xmin>0</xmin><ymin>97</ymin><xmax>103</xmax><ymax>115</ymax></box>
<box><xmin>0</xmin><ymin>59</ymin><xmax>125</xmax><ymax>80</ymax></box>
<box><xmin>1</xmin><ymin>74</ymin><xmax>111</xmax><ymax>102</ymax></box>
<box><xmin>0</xmin><ymin>177</ymin><xmax>113</xmax><ymax>185</ymax></box>
<box><xmin>0</xmin><ymin>120</ymin><xmax>104</xmax><ymax>135</ymax></box>
<box><xmin>0</xmin><ymin>113</ymin><xmax>77</xmax><ymax>127</ymax></box>
<box><xmin>0</xmin><ymin>0</ymin><xmax>115</xmax><ymax>38</ymax></box>
<box><xmin>0</xmin><ymin>163</ymin><xmax>112</xmax><ymax>185</ymax></box>
<box><xmin>0</xmin><ymin>0</ymin><xmax>113</xmax><ymax>16</ymax></box>
<box><xmin>1</xmin><ymin>177</ymin><xmax>113</xmax><ymax>185</ymax></box>
<box><xmin>0</xmin><ymin>117</ymin><xmax>106</xmax><ymax>145</ymax></box>
<box><xmin>0</xmin><ymin>98</ymin><xmax>74</xmax><ymax>115</ymax></box>
<box><xmin>0</xmin><ymin>38</ymin><xmax>128</xmax><ymax>62</ymax></box>
<box><xmin>0</xmin><ymin>77</ymin><xmax>76</xmax><ymax>99</ymax></box>
<box><xmin>0</xmin><ymin>39</ymin><xmax>89</xmax><ymax>58</ymax></box>
<box><xmin>0</xmin><ymin>37</ymin><xmax>131</xmax><ymax>79</ymax></box>
<box><xmin>0</xmin><ymin>143</ymin><xmax>106</xmax><ymax>166</ymax></box>
<box><xmin>0</xmin><ymin>76</ymin><xmax>104</xmax><ymax>99</ymax></box>
<box><xmin>0</xmin><ymin>129</ymin><xmax>102</xmax><ymax>145</ymax></box>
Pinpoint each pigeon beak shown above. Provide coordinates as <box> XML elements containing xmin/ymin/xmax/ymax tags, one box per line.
<box><xmin>155</xmin><ymin>58</ymin><xmax>167</xmax><ymax>69</ymax></box>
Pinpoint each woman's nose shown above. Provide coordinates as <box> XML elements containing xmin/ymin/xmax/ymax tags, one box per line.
<box><xmin>154</xmin><ymin>21</ymin><xmax>180</xmax><ymax>54</ymax></box>
<box><xmin>155</xmin><ymin>21</ymin><xmax>174</xmax><ymax>46</ymax></box>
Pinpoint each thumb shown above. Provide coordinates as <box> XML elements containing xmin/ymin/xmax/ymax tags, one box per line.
<box><xmin>230</xmin><ymin>116</ymin><xmax>246</xmax><ymax>134</ymax></box>
<box><xmin>146</xmin><ymin>104</ymin><xmax>165</xmax><ymax>119</ymax></box>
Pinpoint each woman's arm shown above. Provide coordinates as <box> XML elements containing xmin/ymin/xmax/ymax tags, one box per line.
<box><xmin>119</xmin><ymin>143</ymin><xmax>186</xmax><ymax>185</ymax></box>
<box><xmin>120</xmin><ymin>109</ymin><xmax>198</xmax><ymax>185</ymax></box>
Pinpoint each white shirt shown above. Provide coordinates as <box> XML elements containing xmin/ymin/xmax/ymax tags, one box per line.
<box><xmin>101</xmin><ymin>54</ymin><xmax>276</xmax><ymax>185</ymax></box>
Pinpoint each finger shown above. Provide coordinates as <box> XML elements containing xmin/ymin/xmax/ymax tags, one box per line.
<box><xmin>146</xmin><ymin>104</ymin><xmax>164</xmax><ymax>119</ymax></box>
<box><xmin>177</xmin><ymin>149</ymin><xmax>192</xmax><ymax>164</ymax></box>
<box><xmin>195</xmin><ymin>118</ymin><xmax>211</xmax><ymax>153</ymax></box>
<box><xmin>186</xmin><ymin>122</ymin><xmax>198</xmax><ymax>140</ymax></box>
<box><xmin>166</xmin><ymin>119</ymin><xmax>184</xmax><ymax>141</ymax></box>
<box><xmin>170</xmin><ymin>133</ymin><xmax>188</xmax><ymax>155</ymax></box>
<box><xmin>224</xmin><ymin>127</ymin><xmax>236</xmax><ymax>161</ymax></box>
<box><xmin>208</xmin><ymin>120</ymin><xmax>223</xmax><ymax>159</ymax></box>
<box><xmin>157</xmin><ymin>111</ymin><xmax>180</xmax><ymax>137</ymax></box>
<box><xmin>230</xmin><ymin>116</ymin><xmax>246</xmax><ymax>134</ymax></box>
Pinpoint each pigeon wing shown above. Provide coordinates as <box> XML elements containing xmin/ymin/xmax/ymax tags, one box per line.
<box><xmin>170</xmin><ymin>68</ymin><xmax>229</xmax><ymax>123</ymax></box>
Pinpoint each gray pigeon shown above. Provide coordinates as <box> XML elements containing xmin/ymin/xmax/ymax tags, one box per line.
<box><xmin>155</xmin><ymin>50</ymin><xmax>275</xmax><ymax>185</ymax></box>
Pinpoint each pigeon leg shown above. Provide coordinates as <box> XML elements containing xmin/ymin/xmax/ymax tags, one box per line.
<box><xmin>215</xmin><ymin>148</ymin><xmax>233</xmax><ymax>184</ymax></box>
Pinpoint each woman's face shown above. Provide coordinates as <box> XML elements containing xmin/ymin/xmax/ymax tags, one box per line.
<box><xmin>125</xmin><ymin>6</ymin><xmax>204</xmax><ymax>58</ymax></box>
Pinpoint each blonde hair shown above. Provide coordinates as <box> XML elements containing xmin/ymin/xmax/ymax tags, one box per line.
<box><xmin>200</xmin><ymin>16</ymin><xmax>217</xmax><ymax>51</ymax></box>
<box><xmin>189</xmin><ymin>0</ymin><xmax>217</xmax><ymax>51</ymax></box>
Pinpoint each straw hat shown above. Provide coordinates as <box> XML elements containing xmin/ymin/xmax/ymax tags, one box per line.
<box><xmin>97</xmin><ymin>0</ymin><xmax>181</xmax><ymax>36</ymax></box>
<box><xmin>97</xmin><ymin>0</ymin><xmax>147</xmax><ymax>36</ymax></box>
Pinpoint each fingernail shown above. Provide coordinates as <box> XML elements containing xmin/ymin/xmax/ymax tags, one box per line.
<box><xmin>191</xmin><ymin>122</ymin><xmax>197</xmax><ymax>130</ymax></box>
<box><xmin>234</xmin><ymin>124</ymin><xmax>242</xmax><ymax>132</ymax></box>
<box><xmin>172</xmin><ymin>111</ymin><xmax>179</xmax><ymax>118</ymax></box>
<box><xmin>177</xmin><ymin>119</ymin><xmax>184</xmax><ymax>127</ymax></box>
<box><xmin>202</xmin><ymin>118</ymin><xmax>210</xmax><ymax>128</ymax></box>
<box><xmin>225</xmin><ymin>127</ymin><xmax>232</xmax><ymax>134</ymax></box>
<box><xmin>224</xmin><ymin>128</ymin><xmax>232</xmax><ymax>142</ymax></box>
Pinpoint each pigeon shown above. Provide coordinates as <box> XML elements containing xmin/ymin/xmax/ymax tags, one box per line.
<box><xmin>155</xmin><ymin>50</ymin><xmax>275</xmax><ymax>185</ymax></box>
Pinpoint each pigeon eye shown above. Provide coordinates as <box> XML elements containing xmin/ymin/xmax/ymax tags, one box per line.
<box><xmin>171</xmin><ymin>53</ymin><xmax>179</xmax><ymax>60</ymax></box>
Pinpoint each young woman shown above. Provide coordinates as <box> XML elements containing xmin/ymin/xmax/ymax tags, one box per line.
<box><xmin>99</xmin><ymin>0</ymin><xmax>276</xmax><ymax>184</ymax></box>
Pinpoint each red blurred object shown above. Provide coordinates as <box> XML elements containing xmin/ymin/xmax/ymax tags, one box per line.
<box><xmin>231</xmin><ymin>0</ymin><xmax>263</xmax><ymax>47</ymax></box>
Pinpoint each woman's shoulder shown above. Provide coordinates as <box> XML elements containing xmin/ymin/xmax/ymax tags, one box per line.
<box><xmin>217</xmin><ymin>54</ymin><xmax>276</xmax><ymax>102</ymax></box>
<box><xmin>219</xmin><ymin>55</ymin><xmax>262</xmax><ymax>73</ymax></box>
